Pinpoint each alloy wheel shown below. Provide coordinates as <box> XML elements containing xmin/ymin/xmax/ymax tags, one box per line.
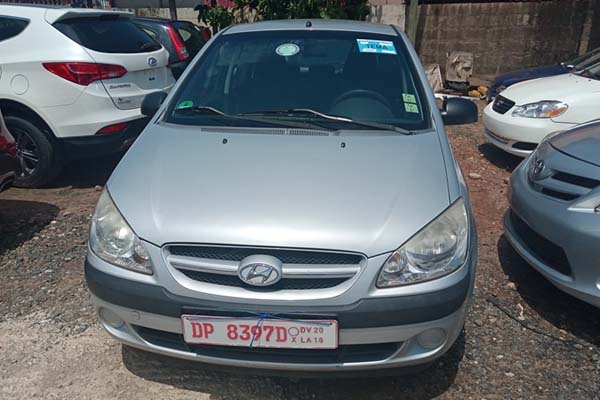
<box><xmin>13</xmin><ymin>128</ymin><xmax>39</xmax><ymax>178</ymax></box>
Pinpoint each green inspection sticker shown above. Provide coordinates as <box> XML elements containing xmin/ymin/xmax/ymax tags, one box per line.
<box><xmin>176</xmin><ymin>100</ymin><xmax>194</xmax><ymax>109</ymax></box>
<box><xmin>402</xmin><ymin>93</ymin><xmax>417</xmax><ymax>103</ymax></box>
<box><xmin>405</xmin><ymin>103</ymin><xmax>419</xmax><ymax>113</ymax></box>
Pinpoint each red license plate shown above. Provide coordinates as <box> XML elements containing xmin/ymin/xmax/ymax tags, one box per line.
<box><xmin>181</xmin><ymin>315</ymin><xmax>338</xmax><ymax>349</ymax></box>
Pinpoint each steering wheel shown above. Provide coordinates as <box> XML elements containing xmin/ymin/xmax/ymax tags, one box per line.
<box><xmin>331</xmin><ymin>89</ymin><xmax>393</xmax><ymax>110</ymax></box>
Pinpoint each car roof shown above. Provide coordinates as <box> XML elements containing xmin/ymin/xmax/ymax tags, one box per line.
<box><xmin>0</xmin><ymin>4</ymin><xmax>132</xmax><ymax>20</ymax></box>
<box><xmin>133</xmin><ymin>16</ymin><xmax>172</xmax><ymax>24</ymax></box>
<box><xmin>224</xmin><ymin>19</ymin><xmax>399</xmax><ymax>36</ymax></box>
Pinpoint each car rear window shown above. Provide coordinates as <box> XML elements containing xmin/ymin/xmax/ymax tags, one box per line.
<box><xmin>0</xmin><ymin>16</ymin><xmax>29</xmax><ymax>42</ymax></box>
<box><xmin>54</xmin><ymin>16</ymin><xmax>162</xmax><ymax>54</ymax></box>
<box><xmin>171</xmin><ymin>21</ymin><xmax>206</xmax><ymax>56</ymax></box>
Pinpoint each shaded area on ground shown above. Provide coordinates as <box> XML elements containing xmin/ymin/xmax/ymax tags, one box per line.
<box><xmin>0</xmin><ymin>199</ymin><xmax>59</xmax><ymax>256</ymax></box>
<box><xmin>497</xmin><ymin>235</ymin><xmax>600</xmax><ymax>347</ymax></box>
<box><xmin>122</xmin><ymin>333</ymin><xmax>464</xmax><ymax>400</ymax></box>
<box><xmin>478</xmin><ymin>143</ymin><xmax>523</xmax><ymax>172</ymax></box>
<box><xmin>48</xmin><ymin>154</ymin><xmax>122</xmax><ymax>189</ymax></box>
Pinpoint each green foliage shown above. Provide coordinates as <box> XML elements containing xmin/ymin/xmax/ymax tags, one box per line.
<box><xmin>195</xmin><ymin>1</ymin><xmax>234</xmax><ymax>33</ymax></box>
<box><xmin>197</xmin><ymin>0</ymin><xmax>370</xmax><ymax>33</ymax></box>
<box><xmin>235</xmin><ymin>0</ymin><xmax>370</xmax><ymax>20</ymax></box>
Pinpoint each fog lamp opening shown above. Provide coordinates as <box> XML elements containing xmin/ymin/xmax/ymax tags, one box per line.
<box><xmin>417</xmin><ymin>328</ymin><xmax>446</xmax><ymax>349</ymax></box>
<box><xmin>99</xmin><ymin>307</ymin><xmax>125</xmax><ymax>329</ymax></box>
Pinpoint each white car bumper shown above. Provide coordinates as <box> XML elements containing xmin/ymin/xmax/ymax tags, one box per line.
<box><xmin>482</xmin><ymin>102</ymin><xmax>575</xmax><ymax>157</ymax></box>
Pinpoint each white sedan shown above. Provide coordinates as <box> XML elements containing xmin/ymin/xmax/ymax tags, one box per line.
<box><xmin>483</xmin><ymin>64</ymin><xmax>600</xmax><ymax>157</ymax></box>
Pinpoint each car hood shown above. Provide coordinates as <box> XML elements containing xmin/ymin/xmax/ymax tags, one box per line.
<box><xmin>493</xmin><ymin>64</ymin><xmax>568</xmax><ymax>86</ymax></box>
<box><xmin>107</xmin><ymin>124</ymin><xmax>452</xmax><ymax>257</ymax></box>
<box><xmin>550</xmin><ymin>121</ymin><xmax>600</xmax><ymax>167</ymax></box>
<box><xmin>500</xmin><ymin>73</ymin><xmax>600</xmax><ymax>104</ymax></box>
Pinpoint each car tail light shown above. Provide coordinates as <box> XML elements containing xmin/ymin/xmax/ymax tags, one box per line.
<box><xmin>166</xmin><ymin>24</ymin><xmax>190</xmax><ymax>62</ymax></box>
<box><xmin>0</xmin><ymin>126</ymin><xmax>17</xmax><ymax>157</ymax></box>
<box><xmin>43</xmin><ymin>62</ymin><xmax>127</xmax><ymax>86</ymax></box>
<box><xmin>97</xmin><ymin>122</ymin><xmax>129</xmax><ymax>135</ymax></box>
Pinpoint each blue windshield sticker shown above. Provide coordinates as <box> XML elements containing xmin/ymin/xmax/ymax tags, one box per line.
<box><xmin>356</xmin><ymin>39</ymin><xmax>397</xmax><ymax>55</ymax></box>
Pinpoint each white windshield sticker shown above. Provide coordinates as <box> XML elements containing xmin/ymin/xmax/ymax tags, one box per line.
<box><xmin>276</xmin><ymin>43</ymin><xmax>300</xmax><ymax>57</ymax></box>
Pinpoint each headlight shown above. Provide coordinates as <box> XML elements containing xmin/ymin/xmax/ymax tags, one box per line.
<box><xmin>511</xmin><ymin>101</ymin><xmax>568</xmax><ymax>118</ymax></box>
<box><xmin>89</xmin><ymin>190</ymin><xmax>153</xmax><ymax>274</ymax></box>
<box><xmin>377</xmin><ymin>198</ymin><xmax>469</xmax><ymax>288</ymax></box>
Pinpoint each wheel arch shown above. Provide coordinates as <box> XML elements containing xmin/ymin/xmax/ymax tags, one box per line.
<box><xmin>0</xmin><ymin>99</ymin><xmax>57</xmax><ymax>140</ymax></box>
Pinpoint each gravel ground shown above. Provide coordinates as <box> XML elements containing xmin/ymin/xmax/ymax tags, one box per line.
<box><xmin>1</xmin><ymin>109</ymin><xmax>599</xmax><ymax>399</ymax></box>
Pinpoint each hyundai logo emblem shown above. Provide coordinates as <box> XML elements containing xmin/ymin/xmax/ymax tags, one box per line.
<box><xmin>148</xmin><ymin>57</ymin><xmax>158</xmax><ymax>67</ymax></box>
<box><xmin>238</xmin><ymin>255</ymin><xmax>283</xmax><ymax>287</ymax></box>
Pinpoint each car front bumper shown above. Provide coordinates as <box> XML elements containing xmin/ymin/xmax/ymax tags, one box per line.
<box><xmin>482</xmin><ymin>103</ymin><xmax>575</xmax><ymax>157</ymax></box>
<box><xmin>85</xmin><ymin>241</ymin><xmax>476</xmax><ymax>371</ymax></box>
<box><xmin>504</xmin><ymin>162</ymin><xmax>600</xmax><ymax>308</ymax></box>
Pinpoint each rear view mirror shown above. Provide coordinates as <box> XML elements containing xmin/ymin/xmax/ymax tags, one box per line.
<box><xmin>141</xmin><ymin>91</ymin><xmax>168</xmax><ymax>117</ymax></box>
<box><xmin>441</xmin><ymin>97</ymin><xmax>478</xmax><ymax>125</ymax></box>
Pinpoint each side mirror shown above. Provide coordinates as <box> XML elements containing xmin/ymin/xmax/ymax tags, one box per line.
<box><xmin>441</xmin><ymin>97</ymin><xmax>478</xmax><ymax>125</ymax></box>
<box><xmin>141</xmin><ymin>91</ymin><xmax>168</xmax><ymax>117</ymax></box>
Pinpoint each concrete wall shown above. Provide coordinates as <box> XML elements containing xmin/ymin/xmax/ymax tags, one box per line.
<box><xmin>415</xmin><ymin>0</ymin><xmax>593</xmax><ymax>76</ymax></box>
<box><xmin>368</xmin><ymin>0</ymin><xmax>406</xmax><ymax>29</ymax></box>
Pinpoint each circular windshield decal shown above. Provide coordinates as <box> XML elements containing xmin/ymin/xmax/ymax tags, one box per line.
<box><xmin>276</xmin><ymin>43</ymin><xmax>300</xmax><ymax>57</ymax></box>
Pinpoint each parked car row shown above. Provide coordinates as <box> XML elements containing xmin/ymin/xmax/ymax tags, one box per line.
<box><xmin>505</xmin><ymin>120</ymin><xmax>600</xmax><ymax>308</ymax></box>
<box><xmin>485</xmin><ymin>53</ymin><xmax>600</xmax><ymax>309</ymax></box>
<box><xmin>0</xmin><ymin>5</ymin><xmax>208</xmax><ymax>188</ymax></box>
<box><xmin>1</xmin><ymin>3</ymin><xmax>598</xmax><ymax>377</ymax></box>
<box><xmin>134</xmin><ymin>17</ymin><xmax>210</xmax><ymax>79</ymax></box>
<box><xmin>487</xmin><ymin>45</ymin><xmax>600</xmax><ymax>101</ymax></box>
<box><xmin>484</xmin><ymin>48</ymin><xmax>600</xmax><ymax>157</ymax></box>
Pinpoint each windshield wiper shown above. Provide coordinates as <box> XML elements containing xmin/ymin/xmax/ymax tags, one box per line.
<box><xmin>240</xmin><ymin>109</ymin><xmax>413</xmax><ymax>135</ymax></box>
<box><xmin>174</xmin><ymin>106</ymin><xmax>229</xmax><ymax>116</ymax></box>
<box><xmin>173</xmin><ymin>106</ymin><xmax>335</xmax><ymax>131</ymax></box>
<box><xmin>140</xmin><ymin>42</ymin><xmax>161</xmax><ymax>52</ymax></box>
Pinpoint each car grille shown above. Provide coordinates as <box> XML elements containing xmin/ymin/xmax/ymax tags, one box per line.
<box><xmin>179</xmin><ymin>270</ymin><xmax>347</xmax><ymax>291</ymax></box>
<box><xmin>492</xmin><ymin>95</ymin><xmax>515</xmax><ymax>114</ymax></box>
<box><xmin>134</xmin><ymin>326</ymin><xmax>400</xmax><ymax>364</ymax></box>
<box><xmin>552</xmin><ymin>172</ymin><xmax>600</xmax><ymax>189</ymax></box>
<box><xmin>169</xmin><ymin>246</ymin><xmax>363</xmax><ymax>265</ymax></box>
<box><xmin>530</xmin><ymin>168</ymin><xmax>600</xmax><ymax>202</ymax></box>
<box><xmin>165</xmin><ymin>245</ymin><xmax>365</xmax><ymax>291</ymax></box>
<box><xmin>509</xmin><ymin>210</ymin><xmax>572</xmax><ymax>276</ymax></box>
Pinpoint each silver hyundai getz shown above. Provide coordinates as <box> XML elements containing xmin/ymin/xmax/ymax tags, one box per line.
<box><xmin>85</xmin><ymin>19</ymin><xmax>478</xmax><ymax>372</ymax></box>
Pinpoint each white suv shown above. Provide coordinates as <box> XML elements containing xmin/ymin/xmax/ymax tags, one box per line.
<box><xmin>0</xmin><ymin>5</ymin><xmax>175</xmax><ymax>187</ymax></box>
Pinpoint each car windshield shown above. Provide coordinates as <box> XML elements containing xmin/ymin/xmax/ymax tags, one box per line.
<box><xmin>583</xmin><ymin>62</ymin><xmax>600</xmax><ymax>80</ymax></box>
<box><xmin>566</xmin><ymin>46</ymin><xmax>600</xmax><ymax>70</ymax></box>
<box><xmin>166</xmin><ymin>30</ymin><xmax>430</xmax><ymax>131</ymax></box>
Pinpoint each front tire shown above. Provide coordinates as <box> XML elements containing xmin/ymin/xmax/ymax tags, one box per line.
<box><xmin>4</xmin><ymin>115</ymin><xmax>62</xmax><ymax>188</ymax></box>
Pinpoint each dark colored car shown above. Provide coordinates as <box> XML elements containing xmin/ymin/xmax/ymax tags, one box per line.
<box><xmin>488</xmin><ymin>46</ymin><xmax>600</xmax><ymax>100</ymax></box>
<box><xmin>0</xmin><ymin>110</ymin><xmax>18</xmax><ymax>192</ymax></box>
<box><xmin>133</xmin><ymin>18</ymin><xmax>210</xmax><ymax>79</ymax></box>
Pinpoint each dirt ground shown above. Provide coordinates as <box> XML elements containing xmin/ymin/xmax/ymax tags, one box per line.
<box><xmin>1</xmin><ymin>106</ymin><xmax>599</xmax><ymax>400</ymax></box>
